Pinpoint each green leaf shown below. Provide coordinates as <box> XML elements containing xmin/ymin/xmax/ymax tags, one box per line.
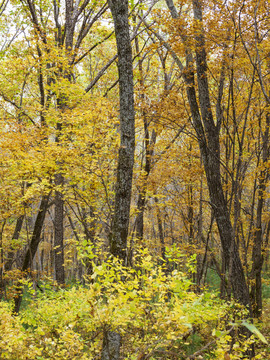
<box><xmin>241</xmin><ymin>321</ymin><xmax>268</xmax><ymax>344</ymax></box>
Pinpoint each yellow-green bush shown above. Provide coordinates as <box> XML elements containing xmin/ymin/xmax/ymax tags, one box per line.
<box><xmin>0</xmin><ymin>250</ymin><xmax>267</xmax><ymax>359</ymax></box>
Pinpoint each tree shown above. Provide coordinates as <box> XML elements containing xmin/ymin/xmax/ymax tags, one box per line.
<box><xmin>238</xmin><ymin>0</ymin><xmax>270</xmax><ymax>317</ymax></box>
<box><xmin>160</xmin><ymin>0</ymin><xmax>251</xmax><ymax>307</ymax></box>
<box><xmin>108</xmin><ymin>0</ymin><xmax>135</xmax><ymax>262</ymax></box>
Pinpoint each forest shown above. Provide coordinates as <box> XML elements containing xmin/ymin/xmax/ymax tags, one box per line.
<box><xmin>0</xmin><ymin>0</ymin><xmax>269</xmax><ymax>359</ymax></box>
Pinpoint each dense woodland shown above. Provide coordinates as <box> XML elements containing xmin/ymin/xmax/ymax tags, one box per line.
<box><xmin>0</xmin><ymin>0</ymin><xmax>269</xmax><ymax>359</ymax></box>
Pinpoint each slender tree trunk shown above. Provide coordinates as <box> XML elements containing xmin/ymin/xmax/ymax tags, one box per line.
<box><xmin>133</xmin><ymin>30</ymin><xmax>156</xmax><ymax>243</ymax></box>
<box><xmin>14</xmin><ymin>194</ymin><xmax>50</xmax><ymax>313</ymax></box>
<box><xmin>52</xmin><ymin>1</ymin><xmax>74</xmax><ymax>284</ymax></box>
<box><xmin>135</xmin><ymin>129</ymin><xmax>156</xmax><ymax>241</ymax></box>
<box><xmin>0</xmin><ymin>215</ymin><xmax>24</xmax><ymax>299</ymax></box>
<box><xmin>164</xmin><ymin>0</ymin><xmax>251</xmax><ymax>308</ymax></box>
<box><xmin>192</xmin><ymin>0</ymin><xmax>250</xmax><ymax>308</ymax></box>
<box><xmin>51</xmin><ymin>0</ymin><xmax>106</xmax><ymax>284</ymax></box>
<box><xmin>54</xmin><ymin>172</ymin><xmax>65</xmax><ymax>285</ymax></box>
<box><xmin>4</xmin><ymin>215</ymin><xmax>24</xmax><ymax>273</ymax></box>
<box><xmin>154</xmin><ymin>197</ymin><xmax>166</xmax><ymax>261</ymax></box>
<box><xmin>0</xmin><ymin>221</ymin><xmax>6</xmax><ymax>300</ymax></box>
<box><xmin>102</xmin><ymin>2</ymin><xmax>135</xmax><ymax>358</ymax></box>
<box><xmin>108</xmin><ymin>0</ymin><xmax>135</xmax><ymax>262</ymax></box>
<box><xmin>250</xmin><ymin>114</ymin><xmax>269</xmax><ymax>317</ymax></box>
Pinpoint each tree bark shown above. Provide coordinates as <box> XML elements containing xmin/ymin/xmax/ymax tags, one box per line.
<box><xmin>135</xmin><ymin>129</ymin><xmax>156</xmax><ymax>241</ymax></box>
<box><xmin>102</xmin><ymin>2</ymin><xmax>135</xmax><ymax>358</ymax></box>
<box><xmin>108</xmin><ymin>0</ymin><xmax>135</xmax><ymax>262</ymax></box>
<box><xmin>4</xmin><ymin>215</ymin><xmax>24</xmax><ymax>273</ymax></box>
<box><xmin>52</xmin><ymin>0</ymin><xmax>104</xmax><ymax>283</ymax></box>
<box><xmin>250</xmin><ymin>114</ymin><xmax>269</xmax><ymax>317</ymax></box>
<box><xmin>164</xmin><ymin>0</ymin><xmax>251</xmax><ymax>308</ymax></box>
<box><xmin>54</xmin><ymin>173</ymin><xmax>65</xmax><ymax>285</ymax></box>
<box><xmin>14</xmin><ymin>194</ymin><xmax>50</xmax><ymax>313</ymax></box>
<box><xmin>101</xmin><ymin>330</ymin><xmax>121</xmax><ymax>360</ymax></box>
<box><xmin>0</xmin><ymin>215</ymin><xmax>24</xmax><ymax>300</ymax></box>
<box><xmin>154</xmin><ymin>197</ymin><xmax>166</xmax><ymax>261</ymax></box>
<box><xmin>192</xmin><ymin>0</ymin><xmax>250</xmax><ymax>308</ymax></box>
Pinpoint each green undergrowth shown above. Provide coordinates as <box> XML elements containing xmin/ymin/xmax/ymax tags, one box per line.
<box><xmin>0</xmin><ymin>249</ymin><xmax>268</xmax><ymax>359</ymax></box>
<box><xmin>205</xmin><ymin>268</ymin><xmax>221</xmax><ymax>292</ymax></box>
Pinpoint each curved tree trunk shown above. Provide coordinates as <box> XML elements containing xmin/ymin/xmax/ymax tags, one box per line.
<box><xmin>164</xmin><ymin>0</ymin><xmax>251</xmax><ymax>309</ymax></box>
<box><xmin>14</xmin><ymin>194</ymin><xmax>50</xmax><ymax>313</ymax></box>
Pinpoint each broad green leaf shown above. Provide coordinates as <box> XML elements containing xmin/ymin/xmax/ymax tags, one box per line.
<box><xmin>242</xmin><ymin>321</ymin><xmax>268</xmax><ymax>344</ymax></box>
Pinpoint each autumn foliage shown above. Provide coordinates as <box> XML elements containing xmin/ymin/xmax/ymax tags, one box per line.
<box><xmin>0</xmin><ymin>0</ymin><xmax>269</xmax><ymax>358</ymax></box>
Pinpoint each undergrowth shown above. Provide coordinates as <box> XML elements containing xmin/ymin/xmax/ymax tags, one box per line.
<box><xmin>0</xmin><ymin>249</ymin><xmax>268</xmax><ymax>359</ymax></box>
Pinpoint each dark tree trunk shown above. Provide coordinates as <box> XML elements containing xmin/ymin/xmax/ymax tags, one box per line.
<box><xmin>135</xmin><ymin>129</ymin><xmax>156</xmax><ymax>241</ymax></box>
<box><xmin>0</xmin><ymin>222</ymin><xmax>5</xmax><ymax>300</ymax></box>
<box><xmin>53</xmin><ymin>113</ymin><xmax>65</xmax><ymax>285</ymax></box>
<box><xmin>4</xmin><ymin>215</ymin><xmax>24</xmax><ymax>273</ymax></box>
<box><xmin>14</xmin><ymin>194</ymin><xmax>50</xmax><ymax>313</ymax></box>
<box><xmin>133</xmin><ymin>31</ymin><xmax>156</xmax><ymax>243</ymax></box>
<box><xmin>45</xmin><ymin>0</ymin><xmax>107</xmax><ymax>284</ymax></box>
<box><xmin>101</xmin><ymin>330</ymin><xmax>121</xmax><ymax>360</ymax></box>
<box><xmin>250</xmin><ymin>114</ymin><xmax>269</xmax><ymax>317</ymax></box>
<box><xmin>164</xmin><ymin>0</ymin><xmax>251</xmax><ymax>308</ymax></box>
<box><xmin>108</xmin><ymin>0</ymin><xmax>135</xmax><ymax>262</ymax></box>
<box><xmin>154</xmin><ymin>197</ymin><xmax>166</xmax><ymax>261</ymax></box>
<box><xmin>52</xmin><ymin>1</ymin><xmax>76</xmax><ymax>284</ymax></box>
<box><xmin>54</xmin><ymin>173</ymin><xmax>65</xmax><ymax>285</ymax></box>
<box><xmin>191</xmin><ymin>0</ymin><xmax>250</xmax><ymax>308</ymax></box>
<box><xmin>0</xmin><ymin>215</ymin><xmax>24</xmax><ymax>300</ymax></box>
<box><xmin>102</xmin><ymin>2</ymin><xmax>135</xmax><ymax>358</ymax></box>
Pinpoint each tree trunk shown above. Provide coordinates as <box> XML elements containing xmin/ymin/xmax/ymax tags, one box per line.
<box><xmin>250</xmin><ymin>114</ymin><xmax>269</xmax><ymax>317</ymax></box>
<box><xmin>54</xmin><ymin>172</ymin><xmax>65</xmax><ymax>285</ymax></box>
<box><xmin>5</xmin><ymin>215</ymin><xmax>24</xmax><ymax>273</ymax></box>
<box><xmin>134</xmin><ymin>129</ymin><xmax>156</xmax><ymax>241</ymax></box>
<box><xmin>101</xmin><ymin>330</ymin><xmax>121</xmax><ymax>360</ymax></box>
<box><xmin>164</xmin><ymin>0</ymin><xmax>251</xmax><ymax>308</ymax></box>
<box><xmin>108</xmin><ymin>0</ymin><xmax>135</xmax><ymax>262</ymax></box>
<box><xmin>14</xmin><ymin>194</ymin><xmax>50</xmax><ymax>313</ymax></box>
<box><xmin>154</xmin><ymin>197</ymin><xmax>166</xmax><ymax>261</ymax></box>
<box><xmin>103</xmin><ymin>2</ymin><xmax>135</xmax><ymax>358</ymax></box>
<box><xmin>0</xmin><ymin>215</ymin><xmax>24</xmax><ymax>299</ymax></box>
<box><xmin>192</xmin><ymin>1</ymin><xmax>250</xmax><ymax>306</ymax></box>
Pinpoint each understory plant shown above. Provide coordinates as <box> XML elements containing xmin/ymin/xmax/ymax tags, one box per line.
<box><xmin>0</xmin><ymin>248</ymin><xmax>268</xmax><ymax>359</ymax></box>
